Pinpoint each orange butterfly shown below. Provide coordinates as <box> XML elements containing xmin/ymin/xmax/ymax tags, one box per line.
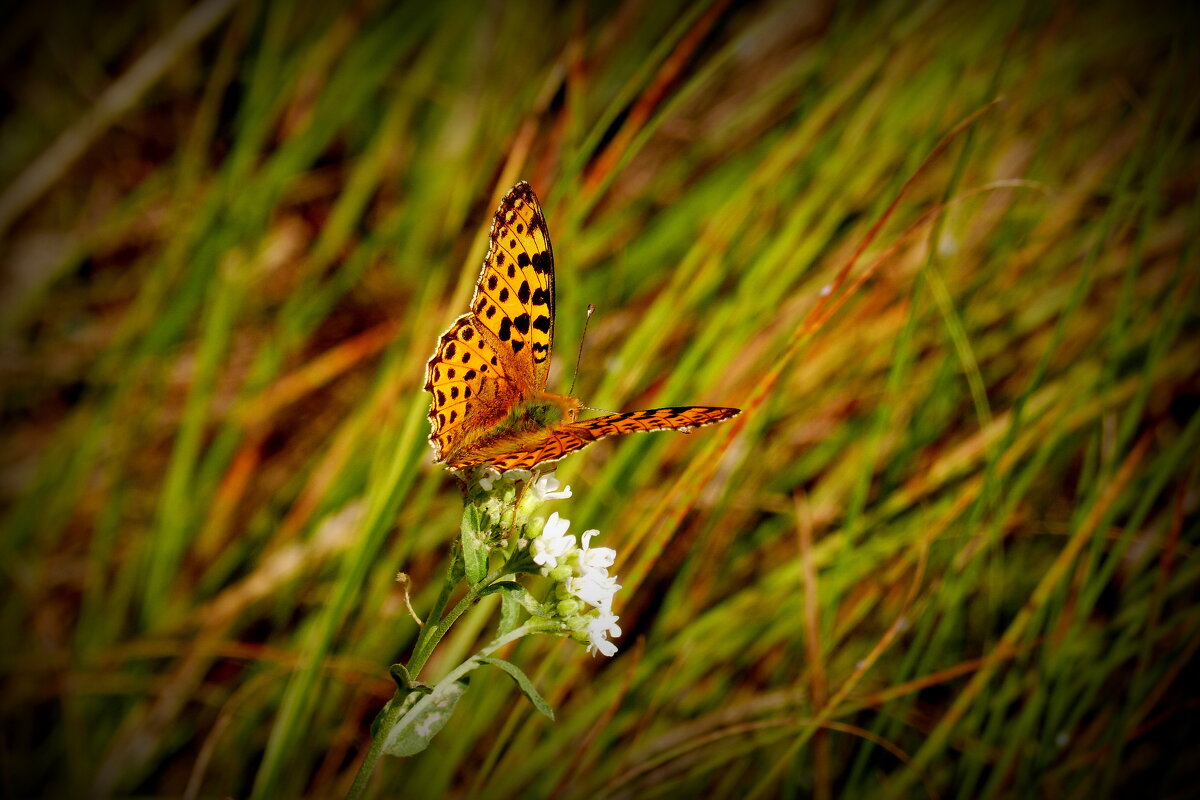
<box><xmin>425</xmin><ymin>182</ymin><xmax>740</xmax><ymax>472</ymax></box>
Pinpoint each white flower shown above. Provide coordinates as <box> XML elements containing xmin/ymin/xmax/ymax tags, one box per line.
<box><xmin>569</xmin><ymin>569</ymin><xmax>622</xmax><ymax>612</ymax></box>
<box><xmin>531</xmin><ymin>512</ymin><xmax>575</xmax><ymax>570</ymax></box>
<box><xmin>579</xmin><ymin>530</ymin><xmax>616</xmax><ymax>571</ymax></box>
<box><xmin>502</xmin><ymin>468</ymin><xmax>532</xmax><ymax>484</ymax></box>
<box><xmin>541</xmin><ymin>511</ymin><xmax>571</xmax><ymax>540</ymax></box>
<box><xmin>532</xmin><ymin>535</ymin><xmax>574</xmax><ymax>571</ymax></box>
<box><xmin>530</xmin><ymin>472</ymin><xmax>572</xmax><ymax>501</ymax></box>
<box><xmin>477</xmin><ymin>467</ymin><xmax>502</xmax><ymax>492</ymax></box>
<box><xmin>585</xmin><ymin>610</ymin><xmax>622</xmax><ymax>657</ymax></box>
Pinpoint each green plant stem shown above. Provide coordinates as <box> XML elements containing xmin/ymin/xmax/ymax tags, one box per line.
<box><xmin>408</xmin><ymin>544</ymin><xmax>535</xmax><ymax>677</ymax></box>
<box><xmin>346</xmin><ymin>691</ymin><xmax>407</xmax><ymax>800</ymax></box>
<box><xmin>407</xmin><ymin>543</ymin><xmax>465</xmax><ymax>672</ymax></box>
<box><xmin>407</xmin><ymin>565</ymin><xmax>505</xmax><ymax>678</ymax></box>
<box><xmin>347</xmin><ymin>622</ymin><xmax>551</xmax><ymax>799</ymax></box>
<box><xmin>350</xmin><ymin>516</ymin><xmax>544</xmax><ymax>797</ymax></box>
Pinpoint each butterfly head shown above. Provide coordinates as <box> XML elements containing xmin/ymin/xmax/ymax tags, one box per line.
<box><xmin>559</xmin><ymin>394</ymin><xmax>581</xmax><ymax>423</ymax></box>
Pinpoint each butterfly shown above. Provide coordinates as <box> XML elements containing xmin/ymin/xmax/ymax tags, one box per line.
<box><xmin>424</xmin><ymin>181</ymin><xmax>740</xmax><ymax>472</ymax></box>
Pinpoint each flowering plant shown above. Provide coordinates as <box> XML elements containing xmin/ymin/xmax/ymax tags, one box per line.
<box><xmin>348</xmin><ymin>468</ymin><xmax>622</xmax><ymax>797</ymax></box>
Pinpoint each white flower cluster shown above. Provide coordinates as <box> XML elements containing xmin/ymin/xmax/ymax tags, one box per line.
<box><xmin>533</xmin><ymin>510</ymin><xmax>623</xmax><ymax>657</ymax></box>
<box><xmin>478</xmin><ymin>468</ymin><xmax>623</xmax><ymax>657</ymax></box>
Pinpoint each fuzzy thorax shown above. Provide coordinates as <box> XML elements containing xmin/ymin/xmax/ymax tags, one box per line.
<box><xmin>450</xmin><ymin>393</ymin><xmax>580</xmax><ymax>466</ymax></box>
<box><xmin>495</xmin><ymin>393</ymin><xmax>580</xmax><ymax>434</ymax></box>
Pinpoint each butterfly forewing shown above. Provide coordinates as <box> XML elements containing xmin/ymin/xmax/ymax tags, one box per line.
<box><xmin>425</xmin><ymin>316</ymin><xmax>517</xmax><ymax>461</ymax></box>
<box><xmin>469</xmin><ymin>181</ymin><xmax>555</xmax><ymax>391</ymax></box>
<box><xmin>463</xmin><ymin>406</ymin><xmax>742</xmax><ymax>471</ymax></box>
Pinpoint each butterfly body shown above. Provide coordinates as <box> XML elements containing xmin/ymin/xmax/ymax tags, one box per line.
<box><xmin>425</xmin><ymin>182</ymin><xmax>739</xmax><ymax>472</ymax></box>
<box><xmin>443</xmin><ymin>392</ymin><xmax>580</xmax><ymax>468</ymax></box>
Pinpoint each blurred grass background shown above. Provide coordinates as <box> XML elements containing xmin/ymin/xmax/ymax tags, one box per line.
<box><xmin>1</xmin><ymin>0</ymin><xmax>1198</xmax><ymax>797</ymax></box>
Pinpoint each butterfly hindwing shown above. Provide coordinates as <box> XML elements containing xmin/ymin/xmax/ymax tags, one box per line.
<box><xmin>425</xmin><ymin>315</ymin><xmax>517</xmax><ymax>462</ymax></box>
<box><xmin>469</xmin><ymin>181</ymin><xmax>555</xmax><ymax>392</ymax></box>
<box><xmin>475</xmin><ymin>406</ymin><xmax>742</xmax><ymax>471</ymax></box>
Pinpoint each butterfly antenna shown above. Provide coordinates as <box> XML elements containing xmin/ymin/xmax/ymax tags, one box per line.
<box><xmin>567</xmin><ymin>304</ymin><xmax>595</xmax><ymax>397</ymax></box>
<box><xmin>581</xmin><ymin>403</ymin><xmax>620</xmax><ymax>414</ymax></box>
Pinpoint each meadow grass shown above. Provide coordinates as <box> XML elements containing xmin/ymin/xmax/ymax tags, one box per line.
<box><xmin>1</xmin><ymin>0</ymin><xmax>1197</xmax><ymax>797</ymax></box>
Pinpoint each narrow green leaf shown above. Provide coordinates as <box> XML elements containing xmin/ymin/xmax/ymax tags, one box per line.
<box><xmin>388</xmin><ymin>663</ymin><xmax>429</xmax><ymax>694</ymax></box>
<box><xmin>498</xmin><ymin>591</ymin><xmax>522</xmax><ymax>637</ymax></box>
<box><xmin>381</xmin><ymin>677</ymin><xmax>470</xmax><ymax>757</ymax></box>
<box><xmin>460</xmin><ymin>503</ymin><xmax>489</xmax><ymax>585</ymax></box>
<box><xmin>478</xmin><ymin>581</ymin><xmax>548</xmax><ymax>616</ymax></box>
<box><xmin>371</xmin><ymin>686</ymin><xmax>423</xmax><ymax>740</ymax></box>
<box><xmin>476</xmin><ymin>657</ymin><xmax>555</xmax><ymax>720</ymax></box>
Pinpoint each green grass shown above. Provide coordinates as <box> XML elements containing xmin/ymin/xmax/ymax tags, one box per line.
<box><xmin>2</xmin><ymin>0</ymin><xmax>1198</xmax><ymax>797</ymax></box>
